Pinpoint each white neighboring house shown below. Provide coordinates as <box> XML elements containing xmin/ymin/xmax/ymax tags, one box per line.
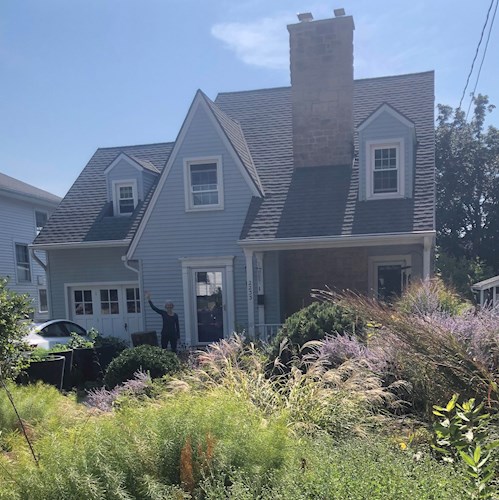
<box><xmin>471</xmin><ymin>276</ymin><xmax>499</xmax><ymax>309</ymax></box>
<box><xmin>0</xmin><ymin>172</ymin><xmax>61</xmax><ymax>320</ymax></box>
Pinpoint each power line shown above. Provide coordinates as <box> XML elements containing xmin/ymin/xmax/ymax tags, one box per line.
<box><xmin>466</xmin><ymin>0</ymin><xmax>499</xmax><ymax>118</ymax></box>
<box><xmin>458</xmin><ymin>0</ymin><xmax>496</xmax><ymax>110</ymax></box>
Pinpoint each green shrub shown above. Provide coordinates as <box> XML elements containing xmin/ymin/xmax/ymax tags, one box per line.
<box><xmin>0</xmin><ymin>277</ymin><xmax>33</xmax><ymax>379</ymax></box>
<box><xmin>271</xmin><ymin>301</ymin><xmax>364</xmax><ymax>358</ymax></box>
<box><xmin>104</xmin><ymin>345</ymin><xmax>181</xmax><ymax>388</ymax></box>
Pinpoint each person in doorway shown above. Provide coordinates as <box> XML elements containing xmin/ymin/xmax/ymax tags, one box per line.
<box><xmin>144</xmin><ymin>291</ymin><xmax>180</xmax><ymax>353</ymax></box>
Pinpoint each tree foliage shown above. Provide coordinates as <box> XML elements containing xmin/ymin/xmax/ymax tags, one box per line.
<box><xmin>0</xmin><ymin>277</ymin><xmax>32</xmax><ymax>379</ymax></box>
<box><xmin>436</xmin><ymin>95</ymin><xmax>499</xmax><ymax>275</ymax></box>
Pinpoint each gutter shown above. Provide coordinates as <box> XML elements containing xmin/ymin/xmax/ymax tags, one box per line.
<box><xmin>238</xmin><ymin>230</ymin><xmax>436</xmax><ymax>251</ymax></box>
<box><xmin>31</xmin><ymin>240</ymin><xmax>130</xmax><ymax>251</ymax></box>
<box><xmin>121</xmin><ymin>255</ymin><xmax>139</xmax><ymax>274</ymax></box>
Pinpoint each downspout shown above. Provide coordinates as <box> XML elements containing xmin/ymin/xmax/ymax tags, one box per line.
<box><xmin>121</xmin><ymin>255</ymin><xmax>139</xmax><ymax>274</ymax></box>
<box><xmin>30</xmin><ymin>248</ymin><xmax>47</xmax><ymax>272</ymax></box>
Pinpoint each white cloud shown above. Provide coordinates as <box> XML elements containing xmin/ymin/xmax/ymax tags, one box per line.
<box><xmin>211</xmin><ymin>15</ymin><xmax>293</xmax><ymax>69</ymax></box>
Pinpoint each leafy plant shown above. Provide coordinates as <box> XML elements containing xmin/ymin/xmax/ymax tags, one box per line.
<box><xmin>67</xmin><ymin>332</ymin><xmax>94</xmax><ymax>349</ymax></box>
<box><xmin>270</xmin><ymin>301</ymin><xmax>364</xmax><ymax>360</ymax></box>
<box><xmin>104</xmin><ymin>345</ymin><xmax>181</xmax><ymax>388</ymax></box>
<box><xmin>0</xmin><ymin>277</ymin><xmax>33</xmax><ymax>379</ymax></box>
<box><xmin>433</xmin><ymin>394</ymin><xmax>499</xmax><ymax>498</ymax></box>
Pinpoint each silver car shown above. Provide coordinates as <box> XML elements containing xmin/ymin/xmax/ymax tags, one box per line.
<box><xmin>26</xmin><ymin>319</ymin><xmax>88</xmax><ymax>350</ymax></box>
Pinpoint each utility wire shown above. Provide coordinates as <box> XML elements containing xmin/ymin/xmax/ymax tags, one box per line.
<box><xmin>458</xmin><ymin>0</ymin><xmax>496</xmax><ymax>110</ymax></box>
<box><xmin>466</xmin><ymin>0</ymin><xmax>499</xmax><ymax>118</ymax></box>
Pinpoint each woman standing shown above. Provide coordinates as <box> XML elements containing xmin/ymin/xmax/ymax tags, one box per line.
<box><xmin>144</xmin><ymin>291</ymin><xmax>180</xmax><ymax>353</ymax></box>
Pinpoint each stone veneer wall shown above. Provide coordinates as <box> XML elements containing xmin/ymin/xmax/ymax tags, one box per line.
<box><xmin>279</xmin><ymin>247</ymin><xmax>368</xmax><ymax>318</ymax></box>
<box><xmin>287</xmin><ymin>15</ymin><xmax>354</xmax><ymax>168</ymax></box>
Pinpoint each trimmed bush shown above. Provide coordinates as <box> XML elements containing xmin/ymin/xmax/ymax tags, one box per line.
<box><xmin>271</xmin><ymin>301</ymin><xmax>364</xmax><ymax>358</ymax></box>
<box><xmin>104</xmin><ymin>345</ymin><xmax>181</xmax><ymax>388</ymax></box>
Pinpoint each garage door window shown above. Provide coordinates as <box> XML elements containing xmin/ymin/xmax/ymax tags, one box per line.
<box><xmin>100</xmin><ymin>289</ymin><xmax>119</xmax><ymax>314</ymax></box>
<box><xmin>126</xmin><ymin>287</ymin><xmax>141</xmax><ymax>313</ymax></box>
<box><xmin>74</xmin><ymin>290</ymin><xmax>93</xmax><ymax>315</ymax></box>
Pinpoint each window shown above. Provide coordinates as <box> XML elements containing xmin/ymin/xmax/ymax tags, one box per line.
<box><xmin>35</xmin><ymin>211</ymin><xmax>48</xmax><ymax>235</ymax></box>
<box><xmin>369</xmin><ymin>255</ymin><xmax>411</xmax><ymax>300</ymax></box>
<box><xmin>39</xmin><ymin>288</ymin><xmax>48</xmax><ymax>312</ymax></box>
<box><xmin>366</xmin><ymin>140</ymin><xmax>404</xmax><ymax>199</ymax></box>
<box><xmin>126</xmin><ymin>287</ymin><xmax>141</xmax><ymax>313</ymax></box>
<box><xmin>100</xmin><ymin>289</ymin><xmax>119</xmax><ymax>315</ymax></box>
<box><xmin>15</xmin><ymin>244</ymin><xmax>31</xmax><ymax>282</ymax></box>
<box><xmin>184</xmin><ymin>157</ymin><xmax>224</xmax><ymax>210</ymax></box>
<box><xmin>74</xmin><ymin>289</ymin><xmax>93</xmax><ymax>315</ymax></box>
<box><xmin>113</xmin><ymin>181</ymin><xmax>137</xmax><ymax>215</ymax></box>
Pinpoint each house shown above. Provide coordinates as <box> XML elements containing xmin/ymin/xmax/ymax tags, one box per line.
<box><xmin>33</xmin><ymin>11</ymin><xmax>435</xmax><ymax>345</ymax></box>
<box><xmin>471</xmin><ymin>276</ymin><xmax>499</xmax><ymax>309</ymax></box>
<box><xmin>0</xmin><ymin>172</ymin><xmax>61</xmax><ymax>320</ymax></box>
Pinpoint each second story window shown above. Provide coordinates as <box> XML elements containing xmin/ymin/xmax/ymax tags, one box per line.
<box><xmin>15</xmin><ymin>243</ymin><xmax>31</xmax><ymax>283</ymax></box>
<box><xmin>366</xmin><ymin>140</ymin><xmax>404</xmax><ymax>199</ymax></box>
<box><xmin>113</xmin><ymin>181</ymin><xmax>137</xmax><ymax>216</ymax></box>
<box><xmin>35</xmin><ymin>211</ymin><xmax>48</xmax><ymax>235</ymax></box>
<box><xmin>184</xmin><ymin>157</ymin><xmax>224</xmax><ymax>211</ymax></box>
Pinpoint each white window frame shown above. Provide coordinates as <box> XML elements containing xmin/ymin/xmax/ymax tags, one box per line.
<box><xmin>14</xmin><ymin>242</ymin><xmax>32</xmax><ymax>283</ymax></box>
<box><xmin>112</xmin><ymin>179</ymin><xmax>138</xmax><ymax>216</ymax></box>
<box><xmin>38</xmin><ymin>288</ymin><xmax>48</xmax><ymax>313</ymax></box>
<box><xmin>183</xmin><ymin>156</ymin><xmax>224</xmax><ymax>211</ymax></box>
<box><xmin>34</xmin><ymin>210</ymin><xmax>48</xmax><ymax>235</ymax></box>
<box><xmin>366</xmin><ymin>139</ymin><xmax>405</xmax><ymax>200</ymax></box>
<box><xmin>368</xmin><ymin>254</ymin><xmax>412</xmax><ymax>299</ymax></box>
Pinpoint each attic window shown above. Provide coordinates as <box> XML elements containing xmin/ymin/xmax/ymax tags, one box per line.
<box><xmin>113</xmin><ymin>180</ymin><xmax>138</xmax><ymax>216</ymax></box>
<box><xmin>184</xmin><ymin>157</ymin><xmax>224</xmax><ymax>211</ymax></box>
<box><xmin>35</xmin><ymin>211</ymin><xmax>48</xmax><ymax>235</ymax></box>
<box><xmin>366</xmin><ymin>140</ymin><xmax>405</xmax><ymax>199</ymax></box>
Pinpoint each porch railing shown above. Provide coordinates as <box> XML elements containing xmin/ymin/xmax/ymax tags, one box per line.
<box><xmin>254</xmin><ymin>323</ymin><xmax>282</xmax><ymax>343</ymax></box>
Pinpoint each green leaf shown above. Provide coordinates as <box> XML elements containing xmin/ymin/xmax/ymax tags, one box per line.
<box><xmin>458</xmin><ymin>451</ymin><xmax>476</xmax><ymax>468</ymax></box>
<box><xmin>446</xmin><ymin>395</ymin><xmax>458</xmax><ymax>412</ymax></box>
<box><xmin>473</xmin><ymin>445</ymin><xmax>481</xmax><ymax>463</ymax></box>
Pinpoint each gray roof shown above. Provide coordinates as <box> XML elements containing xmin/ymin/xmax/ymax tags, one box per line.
<box><xmin>216</xmin><ymin>71</ymin><xmax>435</xmax><ymax>240</ymax></box>
<box><xmin>201</xmin><ymin>91</ymin><xmax>264</xmax><ymax>196</ymax></box>
<box><xmin>35</xmin><ymin>71</ymin><xmax>434</xmax><ymax>246</ymax></box>
<box><xmin>0</xmin><ymin>172</ymin><xmax>61</xmax><ymax>206</ymax></box>
<box><xmin>34</xmin><ymin>142</ymin><xmax>173</xmax><ymax>245</ymax></box>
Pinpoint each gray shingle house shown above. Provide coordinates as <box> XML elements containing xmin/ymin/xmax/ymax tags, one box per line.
<box><xmin>0</xmin><ymin>172</ymin><xmax>61</xmax><ymax>320</ymax></box>
<box><xmin>33</xmin><ymin>12</ymin><xmax>435</xmax><ymax>345</ymax></box>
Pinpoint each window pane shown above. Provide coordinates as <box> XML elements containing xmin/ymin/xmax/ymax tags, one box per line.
<box><xmin>374</xmin><ymin>170</ymin><xmax>397</xmax><ymax>193</ymax></box>
<box><xmin>39</xmin><ymin>289</ymin><xmax>48</xmax><ymax>312</ymax></box>
<box><xmin>35</xmin><ymin>211</ymin><xmax>48</xmax><ymax>234</ymax></box>
<box><xmin>117</xmin><ymin>184</ymin><xmax>135</xmax><ymax>214</ymax></box>
<box><xmin>100</xmin><ymin>290</ymin><xmax>109</xmax><ymax>301</ymax></box>
<box><xmin>190</xmin><ymin>163</ymin><xmax>219</xmax><ymax>206</ymax></box>
<box><xmin>15</xmin><ymin>244</ymin><xmax>31</xmax><ymax>282</ymax></box>
<box><xmin>84</xmin><ymin>290</ymin><xmax>92</xmax><ymax>302</ymax></box>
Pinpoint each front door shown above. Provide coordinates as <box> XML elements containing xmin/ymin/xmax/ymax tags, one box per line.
<box><xmin>193</xmin><ymin>269</ymin><xmax>226</xmax><ymax>343</ymax></box>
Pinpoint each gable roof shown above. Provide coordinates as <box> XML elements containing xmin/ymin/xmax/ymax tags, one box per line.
<box><xmin>0</xmin><ymin>172</ymin><xmax>61</xmax><ymax>207</ymax></box>
<box><xmin>34</xmin><ymin>71</ymin><xmax>434</xmax><ymax>248</ymax></box>
<box><xmin>215</xmin><ymin>70</ymin><xmax>435</xmax><ymax>241</ymax></box>
<box><xmin>34</xmin><ymin>142</ymin><xmax>173</xmax><ymax>245</ymax></box>
<box><xmin>103</xmin><ymin>152</ymin><xmax>160</xmax><ymax>175</ymax></box>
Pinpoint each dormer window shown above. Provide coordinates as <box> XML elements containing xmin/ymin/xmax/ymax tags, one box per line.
<box><xmin>366</xmin><ymin>140</ymin><xmax>405</xmax><ymax>199</ymax></box>
<box><xmin>113</xmin><ymin>180</ymin><xmax>137</xmax><ymax>216</ymax></box>
<box><xmin>184</xmin><ymin>157</ymin><xmax>224</xmax><ymax>211</ymax></box>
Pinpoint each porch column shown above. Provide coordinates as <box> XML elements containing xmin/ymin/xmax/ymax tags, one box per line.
<box><xmin>244</xmin><ymin>248</ymin><xmax>255</xmax><ymax>338</ymax></box>
<box><xmin>423</xmin><ymin>236</ymin><xmax>432</xmax><ymax>280</ymax></box>
<box><xmin>255</xmin><ymin>252</ymin><xmax>265</xmax><ymax>327</ymax></box>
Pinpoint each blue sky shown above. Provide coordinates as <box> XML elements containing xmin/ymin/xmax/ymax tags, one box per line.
<box><xmin>1</xmin><ymin>0</ymin><xmax>498</xmax><ymax>197</ymax></box>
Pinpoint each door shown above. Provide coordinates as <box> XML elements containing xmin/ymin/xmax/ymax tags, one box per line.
<box><xmin>193</xmin><ymin>269</ymin><xmax>226</xmax><ymax>343</ymax></box>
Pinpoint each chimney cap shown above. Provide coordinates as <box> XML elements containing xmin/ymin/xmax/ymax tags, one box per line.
<box><xmin>334</xmin><ymin>8</ymin><xmax>346</xmax><ymax>17</ymax></box>
<box><xmin>297</xmin><ymin>12</ymin><xmax>313</xmax><ymax>22</ymax></box>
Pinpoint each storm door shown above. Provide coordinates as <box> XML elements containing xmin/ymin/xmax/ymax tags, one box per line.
<box><xmin>193</xmin><ymin>269</ymin><xmax>226</xmax><ymax>343</ymax></box>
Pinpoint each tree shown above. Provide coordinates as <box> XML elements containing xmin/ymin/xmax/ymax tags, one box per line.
<box><xmin>436</xmin><ymin>94</ymin><xmax>499</xmax><ymax>274</ymax></box>
<box><xmin>0</xmin><ymin>277</ymin><xmax>32</xmax><ymax>379</ymax></box>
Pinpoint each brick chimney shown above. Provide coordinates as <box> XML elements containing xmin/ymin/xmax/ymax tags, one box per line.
<box><xmin>288</xmin><ymin>11</ymin><xmax>354</xmax><ymax>168</ymax></box>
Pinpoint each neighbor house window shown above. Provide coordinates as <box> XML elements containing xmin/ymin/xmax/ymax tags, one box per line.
<box><xmin>39</xmin><ymin>288</ymin><xmax>48</xmax><ymax>312</ymax></box>
<box><xmin>366</xmin><ymin>140</ymin><xmax>404</xmax><ymax>199</ymax></box>
<box><xmin>15</xmin><ymin>244</ymin><xmax>31</xmax><ymax>282</ymax></box>
<box><xmin>113</xmin><ymin>181</ymin><xmax>137</xmax><ymax>215</ymax></box>
<box><xmin>35</xmin><ymin>211</ymin><xmax>48</xmax><ymax>235</ymax></box>
<box><xmin>184</xmin><ymin>157</ymin><xmax>224</xmax><ymax>210</ymax></box>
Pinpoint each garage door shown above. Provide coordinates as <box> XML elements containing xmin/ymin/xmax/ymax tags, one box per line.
<box><xmin>68</xmin><ymin>284</ymin><xmax>143</xmax><ymax>341</ymax></box>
